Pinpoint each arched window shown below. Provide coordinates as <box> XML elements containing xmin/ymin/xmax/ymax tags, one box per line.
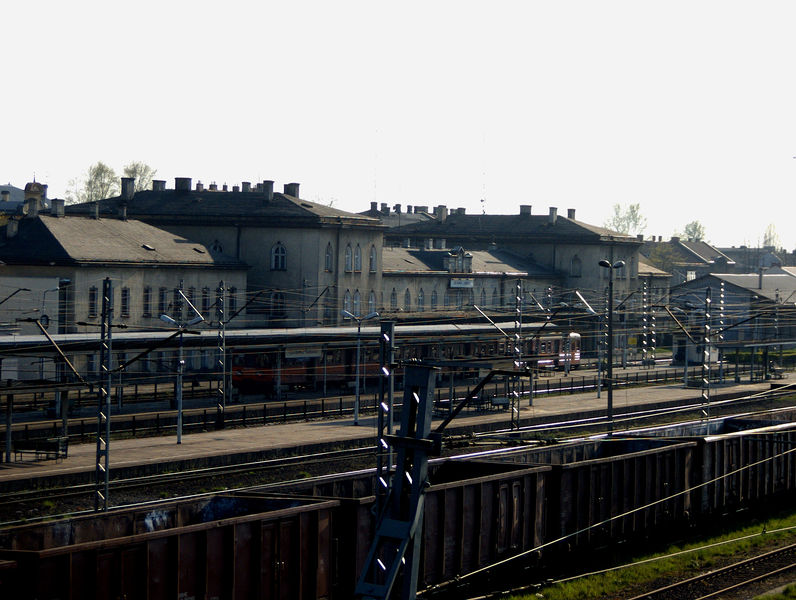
<box><xmin>325</xmin><ymin>243</ymin><xmax>334</xmax><ymax>272</ymax></box>
<box><xmin>480</xmin><ymin>288</ymin><xmax>486</xmax><ymax>307</ymax></box>
<box><xmin>369</xmin><ymin>245</ymin><xmax>377</xmax><ymax>272</ymax></box>
<box><xmin>468</xmin><ymin>290</ymin><xmax>474</xmax><ymax>306</ymax></box>
<box><xmin>443</xmin><ymin>291</ymin><xmax>450</xmax><ymax>308</ymax></box>
<box><xmin>431</xmin><ymin>290</ymin><xmax>438</xmax><ymax>310</ymax></box>
<box><xmin>368</xmin><ymin>290</ymin><xmax>376</xmax><ymax>314</ymax></box>
<box><xmin>344</xmin><ymin>290</ymin><xmax>352</xmax><ymax>315</ymax></box>
<box><xmin>354</xmin><ymin>245</ymin><xmax>362</xmax><ymax>272</ymax></box>
<box><xmin>404</xmin><ymin>288</ymin><xmax>411</xmax><ymax>311</ymax></box>
<box><xmin>345</xmin><ymin>245</ymin><xmax>353</xmax><ymax>272</ymax></box>
<box><xmin>271</xmin><ymin>243</ymin><xmax>286</xmax><ymax>270</ymax></box>
<box><xmin>353</xmin><ymin>290</ymin><xmax>361</xmax><ymax>316</ymax></box>
<box><xmin>492</xmin><ymin>288</ymin><xmax>499</xmax><ymax>308</ymax></box>
<box><xmin>417</xmin><ymin>288</ymin><xmax>425</xmax><ymax>311</ymax></box>
<box><xmin>570</xmin><ymin>255</ymin><xmax>582</xmax><ymax>278</ymax></box>
<box><xmin>390</xmin><ymin>288</ymin><xmax>398</xmax><ymax>310</ymax></box>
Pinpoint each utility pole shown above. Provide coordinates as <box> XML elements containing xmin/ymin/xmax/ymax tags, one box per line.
<box><xmin>95</xmin><ymin>278</ymin><xmax>112</xmax><ymax>511</ymax></box>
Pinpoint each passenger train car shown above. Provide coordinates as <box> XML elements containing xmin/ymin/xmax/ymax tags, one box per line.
<box><xmin>230</xmin><ymin>322</ymin><xmax>581</xmax><ymax>394</ymax></box>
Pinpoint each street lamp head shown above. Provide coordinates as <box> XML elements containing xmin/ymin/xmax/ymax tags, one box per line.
<box><xmin>160</xmin><ymin>314</ymin><xmax>178</xmax><ymax>326</ymax></box>
<box><xmin>186</xmin><ymin>315</ymin><xmax>204</xmax><ymax>327</ymax></box>
<box><xmin>599</xmin><ymin>259</ymin><xmax>625</xmax><ymax>269</ymax></box>
<box><xmin>341</xmin><ymin>310</ymin><xmax>356</xmax><ymax>320</ymax></box>
<box><xmin>363</xmin><ymin>311</ymin><xmax>380</xmax><ymax>321</ymax></box>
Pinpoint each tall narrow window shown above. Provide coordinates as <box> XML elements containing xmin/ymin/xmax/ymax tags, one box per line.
<box><xmin>404</xmin><ymin>288</ymin><xmax>411</xmax><ymax>311</ymax></box>
<box><xmin>172</xmin><ymin>289</ymin><xmax>182</xmax><ymax>320</ymax></box>
<box><xmin>570</xmin><ymin>255</ymin><xmax>582</xmax><ymax>278</ymax></box>
<box><xmin>228</xmin><ymin>287</ymin><xmax>237</xmax><ymax>316</ymax></box>
<box><xmin>158</xmin><ymin>287</ymin><xmax>167</xmax><ymax>315</ymax></box>
<box><xmin>431</xmin><ymin>290</ymin><xmax>438</xmax><ymax>310</ymax></box>
<box><xmin>480</xmin><ymin>288</ymin><xmax>486</xmax><ymax>307</ymax></box>
<box><xmin>492</xmin><ymin>288</ymin><xmax>499</xmax><ymax>308</ymax></box>
<box><xmin>418</xmin><ymin>289</ymin><xmax>425</xmax><ymax>311</ymax></box>
<box><xmin>369</xmin><ymin>245</ymin><xmax>377</xmax><ymax>272</ymax></box>
<box><xmin>271</xmin><ymin>243</ymin><xmax>286</xmax><ymax>271</ymax></box>
<box><xmin>271</xmin><ymin>292</ymin><xmax>286</xmax><ymax>317</ymax></box>
<box><xmin>444</xmin><ymin>291</ymin><xmax>450</xmax><ymax>308</ymax></box>
<box><xmin>353</xmin><ymin>290</ymin><xmax>361</xmax><ymax>316</ymax></box>
<box><xmin>368</xmin><ymin>290</ymin><xmax>376</xmax><ymax>315</ymax></box>
<box><xmin>88</xmin><ymin>286</ymin><xmax>98</xmax><ymax>318</ymax></box>
<box><xmin>201</xmin><ymin>287</ymin><xmax>210</xmax><ymax>316</ymax></box>
<box><xmin>390</xmin><ymin>288</ymin><xmax>398</xmax><ymax>310</ymax></box>
<box><xmin>142</xmin><ymin>286</ymin><xmax>152</xmax><ymax>317</ymax></box>
<box><xmin>325</xmin><ymin>243</ymin><xmax>334</xmax><ymax>272</ymax></box>
<box><xmin>345</xmin><ymin>245</ymin><xmax>353</xmax><ymax>272</ymax></box>
<box><xmin>121</xmin><ymin>287</ymin><xmax>130</xmax><ymax>318</ymax></box>
<box><xmin>344</xmin><ymin>290</ymin><xmax>352</xmax><ymax>315</ymax></box>
<box><xmin>354</xmin><ymin>245</ymin><xmax>362</xmax><ymax>272</ymax></box>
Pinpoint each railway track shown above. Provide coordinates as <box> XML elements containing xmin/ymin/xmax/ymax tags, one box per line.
<box><xmin>627</xmin><ymin>542</ymin><xmax>796</xmax><ymax>600</ymax></box>
<box><xmin>0</xmin><ymin>445</ymin><xmax>377</xmax><ymax>526</ymax></box>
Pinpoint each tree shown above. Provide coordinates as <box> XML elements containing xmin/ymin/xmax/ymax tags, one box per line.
<box><xmin>763</xmin><ymin>224</ymin><xmax>781</xmax><ymax>250</ymax></box>
<box><xmin>647</xmin><ymin>244</ymin><xmax>680</xmax><ymax>274</ymax></box>
<box><xmin>123</xmin><ymin>161</ymin><xmax>157</xmax><ymax>192</ymax></box>
<box><xmin>66</xmin><ymin>162</ymin><xmax>119</xmax><ymax>204</ymax></box>
<box><xmin>604</xmin><ymin>203</ymin><xmax>647</xmax><ymax>235</ymax></box>
<box><xmin>683</xmin><ymin>221</ymin><xmax>705</xmax><ymax>242</ymax></box>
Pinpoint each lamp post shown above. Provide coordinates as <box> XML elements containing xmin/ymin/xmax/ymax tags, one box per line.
<box><xmin>161</xmin><ymin>289</ymin><xmax>204</xmax><ymax>444</ymax></box>
<box><xmin>598</xmin><ymin>259</ymin><xmax>625</xmax><ymax>431</ymax></box>
<box><xmin>342</xmin><ymin>310</ymin><xmax>379</xmax><ymax>425</ymax></box>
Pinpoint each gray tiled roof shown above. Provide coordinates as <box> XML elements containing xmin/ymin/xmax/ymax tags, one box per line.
<box><xmin>65</xmin><ymin>189</ymin><xmax>382</xmax><ymax>229</ymax></box>
<box><xmin>385</xmin><ymin>213</ymin><xmax>638</xmax><ymax>243</ymax></box>
<box><xmin>0</xmin><ymin>215</ymin><xmax>247</xmax><ymax>268</ymax></box>
<box><xmin>382</xmin><ymin>246</ymin><xmax>557</xmax><ymax>277</ymax></box>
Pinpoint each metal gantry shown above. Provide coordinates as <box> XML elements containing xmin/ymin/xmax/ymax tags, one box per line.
<box><xmin>95</xmin><ymin>277</ymin><xmax>113</xmax><ymax>511</ymax></box>
<box><xmin>355</xmin><ymin>365</ymin><xmax>438</xmax><ymax>600</ymax></box>
<box><xmin>641</xmin><ymin>281</ymin><xmax>648</xmax><ymax>367</ymax></box>
<box><xmin>376</xmin><ymin>321</ymin><xmax>395</xmax><ymax>514</ymax></box>
<box><xmin>216</xmin><ymin>281</ymin><xmax>226</xmax><ymax>429</ymax></box>
<box><xmin>510</xmin><ymin>280</ymin><xmax>523</xmax><ymax>430</ymax></box>
<box><xmin>700</xmin><ymin>286</ymin><xmax>712</xmax><ymax>419</ymax></box>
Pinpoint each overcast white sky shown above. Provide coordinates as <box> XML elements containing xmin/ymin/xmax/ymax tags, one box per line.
<box><xmin>3</xmin><ymin>1</ymin><xmax>795</xmax><ymax>249</ymax></box>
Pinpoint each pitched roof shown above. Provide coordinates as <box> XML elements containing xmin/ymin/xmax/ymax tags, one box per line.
<box><xmin>382</xmin><ymin>246</ymin><xmax>558</xmax><ymax>277</ymax></box>
<box><xmin>65</xmin><ymin>188</ymin><xmax>382</xmax><ymax>229</ymax></box>
<box><xmin>676</xmin><ymin>272</ymin><xmax>796</xmax><ymax>303</ymax></box>
<box><xmin>385</xmin><ymin>212</ymin><xmax>639</xmax><ymax>244</ymax></box>
<box><xmin>641</xmin><ymin>238</ymin><xmax>734</xmax><ymax>267</ymax></box>
<box><xmin>0</xmin><ymin>215</ymin><xmax>247</xmax><ymax>268</ymax></box>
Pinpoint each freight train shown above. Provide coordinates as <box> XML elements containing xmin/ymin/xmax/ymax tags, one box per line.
<box><xmin>230</xmin><ymin>321</ymin><xmax>581</xmax><ymax>394</ymax></box>
<box><xmin>3</xmin><ymin>408</ymin><xmax>796</xmax><ymax>600</ymax></box>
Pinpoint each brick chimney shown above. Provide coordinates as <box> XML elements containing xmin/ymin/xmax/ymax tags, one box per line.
<box><xmin>121</xmin><ymin>177</ymin><xmax>135</xmax><ymax>200</ymax></box>
<box><xmin>52</xmin><ymin>198</ymin><xmax>64</xmax><ymax>218</ymax></box>
<box><xmin>520</xmin><ymin>205</ymin><xmax>531</xmax><ymax>216</ymax></box>
<box><xmin>548</xmin><ymin>207</ymin><xmax>558</xmax><ymax>225</ymax></box>
<box><xmin>241</xmin><ymin>181</ymin><xmax>251</xmax><ymax>193</ymax></box>
<box><xmin>284</xmin><ymin>182</ymin><xmax>300</xmax><ymax>197</ymax></box>
<box><xmin>175</xmin><ymin>177</ymin><xmax>192</xmax><ymax>192</ymax></box>
<box><xmin>152</xmin><ymin>180</ymin><xmax>166</xmax><ymax>191</ymax></box>
<box><xmin>567</xmin><ymin>208</ymin><xmax>576</xmax><ymax>219</ymax></box>
<box><xmin>263</xmin><ymin>180</ymin><xmax>274</xmax><ymax>202</ymax></box>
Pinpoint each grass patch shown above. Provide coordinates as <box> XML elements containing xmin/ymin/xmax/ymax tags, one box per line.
<box><xmin>509</xmin><ymin>508</ymin><xmax>796</xmax><ymax>600</ymax></box>
<box><xmin>757</xmin><ymin>583</ymin><xmax>796</xmax><ymax>599</ymax></box>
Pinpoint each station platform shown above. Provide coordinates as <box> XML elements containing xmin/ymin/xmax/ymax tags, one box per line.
<box><xmin>0</xmin><ymin>380</ymin><xmax>781</xmax><ymax>489</ymax></box>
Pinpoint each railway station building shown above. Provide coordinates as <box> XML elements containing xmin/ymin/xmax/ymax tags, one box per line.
<box><xmin>381</xmin><ymin>204</ymin><xmax>646</xmax><ymax>311</ymax></box>
<box><xmin>0</xmin><ymin>190</ymin><xmax>248</xmax><ymax>379</ymax></box>
<box><xmin>65</xmin><ymin>177</ymin><xmax>385</xmax><ymax>329</ymax></box>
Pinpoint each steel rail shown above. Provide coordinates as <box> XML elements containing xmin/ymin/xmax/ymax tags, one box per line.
<box><xmin>626</xmin><ymin>542</ymin><xmax>796</xmax><ymax>600</ymax></box>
